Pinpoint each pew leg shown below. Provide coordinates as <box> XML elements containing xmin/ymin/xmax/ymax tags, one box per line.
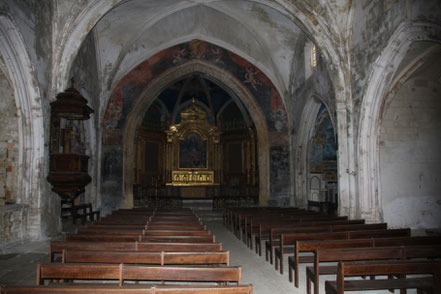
<box><xmin>280</xmin><ymin>256</ymin><xmax>284</xmax><ymax>275</ymax></box>
<box><xmin>294</xmin><ymin>263</ymin><xmax>299</xmax><ymax>288</ymax></box>
<box><xmin>275</xmin><ymin>255</ymin><xmax>279</xmax><ymax>271</ymax></box>
<box><xmin>270</xmin><ymin>248</ymin><xmax>273</xmax><ymax>265</ymax></box>
<box><xmin>306</xmin><ymin>275</ymin><xmax>311</xmax><ymax>294</ymax></box>
<box><xmin>288</xmin><ymin>263</ymin><xmax>293</xmax><ymax>283</ymax></box>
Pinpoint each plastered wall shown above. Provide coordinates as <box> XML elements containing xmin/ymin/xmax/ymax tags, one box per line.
<box><xmin>380</xmin><ymin>77</ymin><xmax>441</xmax><ymax>229</ymax></box>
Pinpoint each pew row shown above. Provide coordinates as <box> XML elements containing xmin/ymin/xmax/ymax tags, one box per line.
<box><xmin>50</xmin><ymin>241</ymin><xmax>223</xmax><ymax>262</ymax></box>
<box><xmin>62</xmin><ymin>250</ymin><xmax>230</xmax><ymax>266</ymax></box>
<box><xmin>37</xmin><ymin>264</ymin><xmax>242</xmax><ymax>286</ymax></box>
<box><xmin>1</xmin><ymin>284</ymin><xmax>254</xmax><ymax>294</ymax></box>
<box><xmin>325</xmin><ymin>260</ymin><xmax>441</xmax><ymax>294</ymax></box>
<box><xmin>275</xmin><ymin>228</ymin><xmax>411</xmax><ymax>274</ymax></box>
<box><xmin>306</xmin><ymin>245</ymin><xmax>441</xmax><ymax>294</ymax></box>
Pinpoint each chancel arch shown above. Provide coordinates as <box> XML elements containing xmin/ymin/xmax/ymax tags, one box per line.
<box><xmin>122</xmin><ymin>59</ymin><xmax>271</xmax><ymax>209</ymax></box>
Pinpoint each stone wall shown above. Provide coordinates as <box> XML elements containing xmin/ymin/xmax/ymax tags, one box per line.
<box><xmin>0</xmin><ymin>204</ymin><xmax>28</xmax><ymax>244</ymax></box>
<box><xmin>0</xmin><ymin>68</ymin><xmax>18</xmax><ymax>206</ymax></box>
<box><xmin>380</xmin><ymin>76</ymin><xmax>441</xmax><ymax>229</ymax></box>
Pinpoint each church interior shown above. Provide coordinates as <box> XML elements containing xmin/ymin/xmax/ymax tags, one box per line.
<box><xmin>0</xmin><ymin>0</ymin><xmax>441</xmax><ymax>293</ymax></box>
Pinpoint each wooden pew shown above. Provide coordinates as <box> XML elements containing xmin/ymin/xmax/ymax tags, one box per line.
<box><xmin>62</xmin><ymin>250</ymin><xmax>230</xmax><ymax>266</ymax></box>
<box><xmin>306</xmin><ymin>245</ymin><xmax>441</xmax><ymax>294</ymax></box>
<box><xmin>37</xmin><ymin>264</ymin><xmax>242</xmax><ymax>286</ymax></box>
<box><xmin>231</xmin><ymin>208</ymin><xmax>308</xmax><ymax>237</ymax></box>
<box><xmin>263</xmin><ymin>222</ymin><xmax>384</xmax><ymax>262</ymax></box>
<box><xmin>76</xmin><ymin>228</ymin><xmax>211</xmax><ymax>236</ymax></box>
<box><xmin>241</xmin><ymin>212</ymin><xmax>328</xmax><ymax>242</ymax></box>
<box><xmin>248</xmin><ymin>216</ymin><xmax>355</xmax><ymax>250</ymax></box>
<box><xmin>1</xmin><ymin>284</ymin><xmax>254</xmax><ymax>294</ymax></box>
<box><xmin>275</xmin><ymin>228</ymin><xmax>410</xmax><ymax>274</ymax></box>
<box><xmin>288</xmin><ymin>235</ymin><xmax>441</xmax><ymax>287</ymax></box>
<box><xmin>324</xmin><ymin>260</ymin><xmax>441</xmax><ymax>294</ymax></box>
<box><xmin>139</xmin><ymin>235</ymin><xmax>216</xmax><ymax>243</ymax></box>
<box><xmin>64</xmin><ymin>234</ymin><xmax>215</xmax><ymax>243</ymax></box>
<box><xmin>85</xmin><ymin>224</ymin><xmax>207</xmax><ymax>231</ymax></box>
<box><xmin>238</xmin><ymin>210</ymin><xmax>321</xmax><ymax>240</ymax></box>
<box><xmin>50</xmin><ymin>241</ymin><xmax>223</xmax><ymax>262</ymax></box>
<box><xmin>71</xmin><ymin>203</ymin><xmax>100</xmax><ymax>225</ymax></box>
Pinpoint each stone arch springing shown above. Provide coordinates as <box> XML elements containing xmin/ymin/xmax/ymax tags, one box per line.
<box><xmin>0</xmin><ymin>15</ymin><xmax>43</xmax><ymax>238</ymax></box>
<box><xmin>357</xmin><ymin>22</ymin><xmax>441</xmax><ymax>223</ymax></box>
<box><xmin>122</xmin><ymin>60</ymin><xmax>270</xmax><ymax>208</ymax></box>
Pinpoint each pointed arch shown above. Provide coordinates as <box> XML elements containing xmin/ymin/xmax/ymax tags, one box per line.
<box><xmin>0</xmin><ymin>15</ymin><xmax>43</xmax><ymax>238</ymax></box>
<box><xmin>295</xmin><ymin>94</ymin><xmax>336</xmax><ymax>208</ymax></box>
<box><xmin>122</xmin><ymin>60</ymin><xmax>270</xmax><ymax>207</ymax></box>
<box><xmin>357</xmin><ymin>22</ymin><xmax>441</xmax><ymax>222</ymax></box>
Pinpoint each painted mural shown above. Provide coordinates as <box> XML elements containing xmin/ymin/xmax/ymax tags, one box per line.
<box><xmin>103</xmin><ymin>39</ymin><xmax>288</xmax><ymax>144</ymax></box>
<box><xmin>102</xmin><ymin>39</ymin><xmax>290</xmax><ymax>201</ymax></box>
<box><xmin>308</xmin><ymin>105</ymin><xmax>337</xmax><ymax>172</ymax></box>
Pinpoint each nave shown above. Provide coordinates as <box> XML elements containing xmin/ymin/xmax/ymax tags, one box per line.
<box><xmin>2</xmin><ymin>211</ymin><xmax>435</xmax><ymax>294</ymax></box>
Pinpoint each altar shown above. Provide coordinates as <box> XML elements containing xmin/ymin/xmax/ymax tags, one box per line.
<box><xmin>164</xmin><ymin>99</ymin><xmax>221</xmax><ymax>197</ymax></box>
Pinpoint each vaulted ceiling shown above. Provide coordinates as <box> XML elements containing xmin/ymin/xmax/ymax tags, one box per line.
<box><xmin>93</xmin><ymin>0</ymin><xmax>305</xmax><ymax>97</ymax></box>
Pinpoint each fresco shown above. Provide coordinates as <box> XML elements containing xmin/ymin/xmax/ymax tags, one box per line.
<box><xmin>103</xmin><ymin>39</ymin><xmax>288</xmax><ymax>145</ymax></box>
<box><xmin>308</xmin><ymin>105</ymin><xmax>337</xmax><ymax>171</ymax></box>
<box><xmin>102</xmin><ymin>39</ymin><xmax>290</xmax><ymax>200</ymax></box>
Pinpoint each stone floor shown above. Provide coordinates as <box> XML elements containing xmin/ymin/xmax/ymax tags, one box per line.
<box><xmin>0</xmin><ymin>219</ymin><xmax>412</xmax><ymax>293</ymax></box>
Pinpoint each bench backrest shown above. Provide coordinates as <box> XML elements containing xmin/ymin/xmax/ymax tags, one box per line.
<box><xmin>282</xmin><ymin>228</ymin><xmax>411</xmax><ymax>246</ymax></box>
<box><xmin>50</xmin><ymin>241</ymin><xmax>223</xmax><ymax>261</ymax></box>
<box><xmin>64</xmin><ymin>234</ymin><xmax>215</xmax><ymax>243</ymax></box>
<box><xmin>268</xmin><ymin>222</ymin><xmax>385</xmax><ymax>243</ymax></box>
<box><xmin>338</xmin><ymin>259</ymin><xmax>441</xmax><ymax>277</ymax></box>
<box><xmin>37</xmin><ymin>264</ymin><xmax>242</xmax><ymax>286</ymax></box>
<box><xmin>62</xmin><ymin>250</ymin><xmax>230</xmax><ymax>266</ymax></box>
<box><xmin>1</xmin><ymin>283</ymin><xmax>254</xmax><ymax>293</ymax></box>
<box><xmin>336</xmin><ymin>260</ymin><xmax>441</xmax><ymax>293</ymax></box>
<box><xmin>76</xmin><ymin>228</ymin><xmax>210</xmax><ymax>236</ymax></box>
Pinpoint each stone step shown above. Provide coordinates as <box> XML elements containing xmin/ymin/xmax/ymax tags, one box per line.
<box><xmin>195</xmin><ymin>211</ymin><xmax>223</xmax><ymax>222</ymax></box>
<box><xmin>182</xmin><ymin>199</ymin><xmax>213</xmax><ymax>211</ymax></box>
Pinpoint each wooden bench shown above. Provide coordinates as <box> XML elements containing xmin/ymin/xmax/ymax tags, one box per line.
<box><xmin>264</xmin><ymin>222</ymin><xmax>386</xmax><ymax>263</ymax></box>
<box><xmin>306</xmin><ymin>245</ymin><xmax>441</xmax><ymax>294</ymax></box>
<box><xmin>85</xmin><ymin>224</ymin><xmax>207</xmax><ymax>231</ymax></box>
<box><xmin>238</xmin><ymin>211</ymin><xmax>321</xmax><ymax>240</ymax></box>
<box><xmin>231</xmin><ymin>208</ymin><xmax>309</xmax><ymax>237</ymax></box>
<box><xmin>288</xmin><ymin>235</ymin><xmax>441</xmax><ymax>288</ymax></box>
<box><xmin>76</xmin><ymin>228</ymin><xmax>211</xmax><ymax>236</ymax></box>
<box><xmin>247</xmin><ymin>216</ymin><xmax>353</xmax><ymax>250</ymax></box>
<box><xmin>241</xmin><ymin>212</ymin><xmax>327</xmax><ymax>242</ymax></box>
<box><xmin>50</xmin><ymin>241</ymin><xmax>223</xmax><ymax>262</ymax></box>
<box><xmin>37</xmin><ymin>264</ymin><xmax>242</xmax><ymax>286</ymax></box>
<box><xmin>64</xmin><ymin>234</ymin><xmax>216</xmax><ymax>243</ymax></box>
<box><xmin>1</xmin><ymin>284</ymin><xmax>254</xmax><ymax>293</ymax></box>
<box><xmin>324</xmin><ymin>260</ymin><xmax>441</xmax><ymax>294</ymax></box>
<box><xmin>275</xmin><ymin>228</ymin><xmax>411</xmax><ymax>274</ymax></box>
<box><xmin>71</xmin><ymin>203</ymin><xmax>100</xmax><ymax>225</ymax></box>
<box><xmin>62</xmin><ymin>250</ymin><xmax>230</xmax><ymax>266</ymax></box>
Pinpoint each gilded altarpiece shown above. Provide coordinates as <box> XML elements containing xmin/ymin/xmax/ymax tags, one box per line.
<box><xmin>165</xmin><ymin>101</ymin><xmax>221</xmax><ymax>196</ymax></box>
